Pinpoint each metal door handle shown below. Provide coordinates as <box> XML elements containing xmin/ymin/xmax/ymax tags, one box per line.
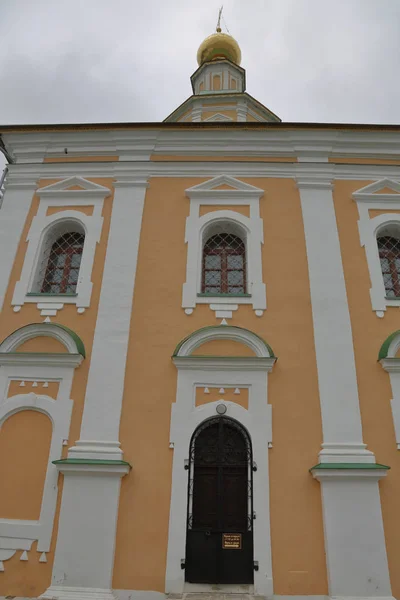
<box><xmin>205</xmin><ymin>530</ymin><xmax>211</xmax><ymax>537</ymax></box>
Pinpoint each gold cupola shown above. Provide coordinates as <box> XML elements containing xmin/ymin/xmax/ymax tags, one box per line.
<box><xmin>196</xmin><ymin>27</ymin><xmax>242</xmax><ymax>66</ymax></box>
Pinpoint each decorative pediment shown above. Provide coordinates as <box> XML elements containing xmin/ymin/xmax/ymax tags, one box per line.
<box><xmin>186</xmin><ymin>175</ymin><xmax>264</xmax><ymax>199</ymax></box>
<box><xmin>37</xmin><ymin>176</ymin><xmax>110</xmax><ymax>199</ymax></box>
<box><xmin>353</xmin><ymin>179</ymin><xmax>400</xmax><ymax>202</ymax></box>
<box><xmin>204</xmin><ymin>113</ymin><xmax>233</xmax><ymax>122</ymax></box>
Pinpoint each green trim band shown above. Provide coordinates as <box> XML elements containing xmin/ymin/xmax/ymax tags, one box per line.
<box><xmin>53</xmin><ymin>458</ymin><xmax>131</xmax><ymax>467</ymax></box>
<box><xmin>378</xmin><ymin>330</ymin><xmax>400</xmax><ymax>360</ymax></box>
<box><xmin>310</xmin><ymin>463</ymin><xmax>390</xmax><ymax>471</ymax></box>
<box><xmin>52</xmin><ymin>324</ymin><xmax>86</xmax><ymax>358</ymax></box>
<box><xmin>197</xmin><ymin>293</ymin><xmax>251</xmax><ymax>298</ymax></box>
<box><xmin>173</xmin><ymin>325</ymin><xmax>275</xmax><ymax>358</ymax></box>
<box><xmin>27</xmin><ymin>292</ymin><xmax>78</xmax><ymax>297</ymax></box>
<box><xmin>175</xmin><ymin>355</ymin><xmax>271</xmax><ymax>360</ymax></box>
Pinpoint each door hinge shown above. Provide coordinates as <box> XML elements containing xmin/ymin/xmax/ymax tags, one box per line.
<box><xmin>253</xmin><ymin>560</ymin><xmax>259</xmax><ymax>571</ymax></box>
<box><xmin>181</xmin><ymin>559</ymin><xmax>186</xmax><ymax>569</ymax></box>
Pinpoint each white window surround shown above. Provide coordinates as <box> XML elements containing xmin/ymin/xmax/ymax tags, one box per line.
<box><xmin>353</xmin><ymin>178</ymin><xmax>400</xmax><ymax>316</ymax></box>
<box><xmin>166</xmin><ymin>325</ymin><xmax>276</xmax><ymax>597</ymax></box>
<box><xmin>379</xmin><ymin>329</ymin><xmax>400</xmax><ymax>450</ymax></box>
<box><xmin>12</xmin><ymin>176</ymin><xmax>109</xmax><ymax>315</ymax></box>
<box><xmin>182</xmin><ymin>175</ymin><xmax>266</xmax><ymax>319</ymax></box>
<box><xmin>0</xmin><ymin>323</ymin><xmax>83</xmax><ymax>571</ymax></box>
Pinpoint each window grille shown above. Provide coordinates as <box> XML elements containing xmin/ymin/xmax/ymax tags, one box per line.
<box><xmin>38</xmin><ymin>231</ymin><xmax>85</xmax><ymax>294</ymax></box>
<box><xmin>202</xmin><ymin>232</ymin><xmax>246</xmax><ymax>294</ymax></box>
<box><xmin>378</xmin><ymin>235</ymin><xmax>400</xmax><ymax>298</ymax></box>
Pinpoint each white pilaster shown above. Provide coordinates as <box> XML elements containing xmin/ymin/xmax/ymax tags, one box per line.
<box><xmin>0</xmin><ymin>177</ymin><xmax>36</xmax><ymax>311</ymax></box>
<box><xmin>43</xmin><ymin>178</ymin><xmax>148</xmax><ymax>600</ymax></box>
<box><xmin>297</xmin><ymin>179</ymin><xmax>372</xmax><ymax>462</ymax></box>
<box><xmin>299</xmin><ymin>178</ymin><xmax>393</xmax><ymax>600</ymax></box>
<box><xmin>69</xmin><ymin>178</ymin><xmax>149</xmax><ymax>456</ymax></box>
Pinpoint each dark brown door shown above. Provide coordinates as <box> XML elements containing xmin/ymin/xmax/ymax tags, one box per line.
<box><xmin>185</xmin><ymin>416</ymin><xmax>254</xmax><ymax>584</ymax></box>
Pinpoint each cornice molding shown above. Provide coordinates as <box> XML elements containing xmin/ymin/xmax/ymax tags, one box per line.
<box><xmin>36</xmin><ymin>176</ymin><xmax>111</xmax><ymax>199</ymax></box>
<box><xmin>3</xmin><ymin>158</ymin><xmax>400</xmax><ymax>186</ymax></box>
<box><xmin>0</xmin><ymin>353</ymin><xmax>83</xmax><ymax>368</ymax></box>
<box><xmin>172</xmin><ymin>356</ymin><xmax>276</xmax><ymax>371</ymax></box>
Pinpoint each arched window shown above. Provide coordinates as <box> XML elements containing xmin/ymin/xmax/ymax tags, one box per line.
<box><xmin>378</xmin><ymin>232</ymin><xmax>400</xmax><ymax>298</ymax></box>
<box><xmin>33</xmin><ymin>222</ymin><xmax>85</xmax><ymax>294</ymax></box>
<box><xmin>202</xmin><ymin>230</ymin><xmax>246</xmax><ymax>294</ymax></box>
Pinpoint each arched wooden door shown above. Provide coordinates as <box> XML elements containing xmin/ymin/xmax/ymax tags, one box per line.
<box><xmin>185</xmin><ymin>416</ymin><xmax>254</xmax><ymax>584</ymax></box>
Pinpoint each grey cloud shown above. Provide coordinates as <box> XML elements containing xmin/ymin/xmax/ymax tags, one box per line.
<box><xmin>0</xmin><ymin>0</ymin><xmax>399</xmax><ymax>129</ymax></box>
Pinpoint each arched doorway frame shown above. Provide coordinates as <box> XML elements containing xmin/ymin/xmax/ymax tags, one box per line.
<box><xmin>185</xmin><ymin>414</ymin><xmax>254</xmax><ymax>584</ymax></box>
<box><xmin>166</xmin><ymin>326</ymin><xmax>276</xmax><ymax>597</ymax></box>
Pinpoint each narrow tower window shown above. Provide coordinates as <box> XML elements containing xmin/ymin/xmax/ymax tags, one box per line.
<box><xmin>202</xmin><ymin>232</ymin><xmax>246</xmax><ymax>294</ymax></box>
<box><xmin>39</xmin><ymin>232</ymin><xmax>85</xmax><ymax>294</ymax></box>
<box><xmin>378</xmin><ymin>234</ymin><xmax>400</xmax><ymax>298</ymax></box>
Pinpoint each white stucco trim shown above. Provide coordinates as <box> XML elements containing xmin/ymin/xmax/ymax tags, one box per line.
<box><xmin>0</xmin><ymin>181</ymin><xmax>36</xmax><ymax>312</ymax></box>
<box><xmin>166</xmin><ymin>334</ymin><xmax>276</xmax><ymax>597</ymax></box>
<box><xmin>175</xmin><ymin>325</ymin><xmax>273</xmax><ymax>358</ymax></box>
<box><xmin>0</xmin><ymin>323</ymin><xmax>83</xmax><ymax>355</ymax></box>
<box><xmin>0</xmin><ymin>349</ymin><xmax>79</xmax><ymax>567</ymax></box>
<box><xmin>380</xmin><ymin>342</ymin><xmax>400</xmax><ymax>449</ymax></box>
<box><xmin>353</xmin><ymin>179</ymin><xmax>400</xmax><ymax>315</ymax></box>
<box><xmin>203</xmin><ymin>113</ymin><xmax>233</xmax><ymax>122</ymax></box>
<box><xmin>11</xmin><ymin>177</ymin><xmax>107</xmax><ymax>313</ymax></box>
<box><xmin>182</xmin><ymin>175</ymin><xmax>266</xmax><ymax>318</ymax></box>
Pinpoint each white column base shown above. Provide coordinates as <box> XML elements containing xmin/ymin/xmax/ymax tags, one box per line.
<box><xmin>312</xmin><ymin>467</ymin><xmax>392</xmax><ymax>599</ymax></box>
<box><xmin>319</xmin><ymin>443</ymin><xmax>375</xmax><ymax>464</ymax></box>
<box><xmin>40</xmin><ymin>585</ymin><xmax>117</xmax><ymax>600</ymax></box>
<box><xmin>47</xmin><ymin>461</ymin><xmax>129</xmax><ymax>594</ymax></box>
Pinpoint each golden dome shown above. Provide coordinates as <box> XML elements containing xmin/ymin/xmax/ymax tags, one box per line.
<box><xmin>196</xmin><ymin>29</ymin><xmax>242</xmax><ymax>66</ymax></box>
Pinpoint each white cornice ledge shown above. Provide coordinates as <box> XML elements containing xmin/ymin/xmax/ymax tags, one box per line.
<box><xmin>296</xmin><ymin>178</ymin><xmax>333</xmax><ymax>190</ymax></box>
<box><xmin>54</xmin><ymin>462</ymin><xmax>130</xmax><ymax>476</ymax></box>
<box><xmin>0</xmin><ymin>353</ymin><xmax>83</xmax><ymax>368</ymax></box>
<box><xmin>173</xmin><ymin>356</ymin><xmax>276</xmax><ymax>371</ymax></box>
<box><xmin>113</xmin><ymin>178</ymin><xmax>149</xmax><ymax>188</ymax></box>
<box><xmin>380</xmin><ymin>358</ymin><xmax>400</xmax><ymax>372</ymax></box>
<box><xmin>311</xmin><ymin>467</ymin><xmax>389</xmax><ymax>481</ymax></box>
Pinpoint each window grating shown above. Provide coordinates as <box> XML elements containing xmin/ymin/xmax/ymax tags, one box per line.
<box><xmin>39</xmin><ymin>231</ymin><xmax>84</xmax><ymax>294</ymax></box>
<box><xmin>202</xmin><ymin>232</ymin><xmax>246</xmax><ymax>294</ymax></box>
<box><xmin>378</xmin><ymin>235</ymin><xmax>400</xmax><ymax>298</ymax></box>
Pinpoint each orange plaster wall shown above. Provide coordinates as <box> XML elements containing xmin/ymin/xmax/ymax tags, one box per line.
<box><xmin>192</xmin><ymin>339</ymin><xmax>255</xmax><ymax>356</ymax></box>
<box><xmin>195</xmin><ymin>386</ymin><xmax>249</xmax><ymax>409</ymax></box>
<box><xmin>199</xmin><ymin>204</ymin><xmax>250</xmax><ymax>217</ymax></box>
<box><xmin>369</xmin><ymin>209</ymin><xmax>400</xmax><ymax>218</ymax></box>
<box><xmin>16</xmin><ymin>337</ymin><xmax>68</xmax><ymax>353</ymax></box>
<box><xmin>46</xmin><ymin>205</ymin><xmax>94</xmax><ymax>216</ymax></box>
<box><xmin>330</xmin><ymin>157</ymin><xmax>400</xmax><ymax>165</ymax></box>
<box><xmin>0</xmin><ymin>177</ymin><xmax>115</xmax><ymax>597</ymax></box>
<box><xmin>113</xmin><ymin>176</ymin><xmax>327</xmax><ymax>594</ymax></box>
<box><xmin>333</xmin><ymin>180</ymin><xmax>400</xmax><ymax>598</ymax></box>
<box><xmin>0</xmin><ymin>410</ymin><xmax>51</xmax><ymax>520</ymax></box>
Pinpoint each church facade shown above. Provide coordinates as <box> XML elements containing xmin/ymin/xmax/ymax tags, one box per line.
<box><xmin>1</xmin><ymin>28</ymin><xmax>400</xmax><ymax>600</ymax></box>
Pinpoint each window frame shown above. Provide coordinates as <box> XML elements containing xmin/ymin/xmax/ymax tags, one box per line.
<box><xmin>183</xmin><ymin>176</ymin><xmax>266</xmax><ymax>319</ymax></box>
<box><xmin>202</xmin><ymin>231</ymin><xmax>247</xmax><ymax>295</ymax></box>
<box><xmin>353</xmin><ymin>179</ymin><xmax>400</xmax><ymax>317</ymax></box>
<box><xmin>40</xmin><ymin>231</ymin><xmax>85</xmax><ymax>295</ymax></box>
<box><xmin>11</xmin><ymin>177</ymin><xmax>107</xmax><ymax>316</ymax></box>
<box><xmin>377</xmin><ymin>234</ymin><xmax>400</xmax><ymax>298</ymax></box>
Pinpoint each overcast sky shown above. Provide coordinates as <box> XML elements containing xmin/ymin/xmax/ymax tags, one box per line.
<box><xmin>0</xmin><ymin>0</ymin><xmax>399</xmax><ymax>134</ymax></box>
